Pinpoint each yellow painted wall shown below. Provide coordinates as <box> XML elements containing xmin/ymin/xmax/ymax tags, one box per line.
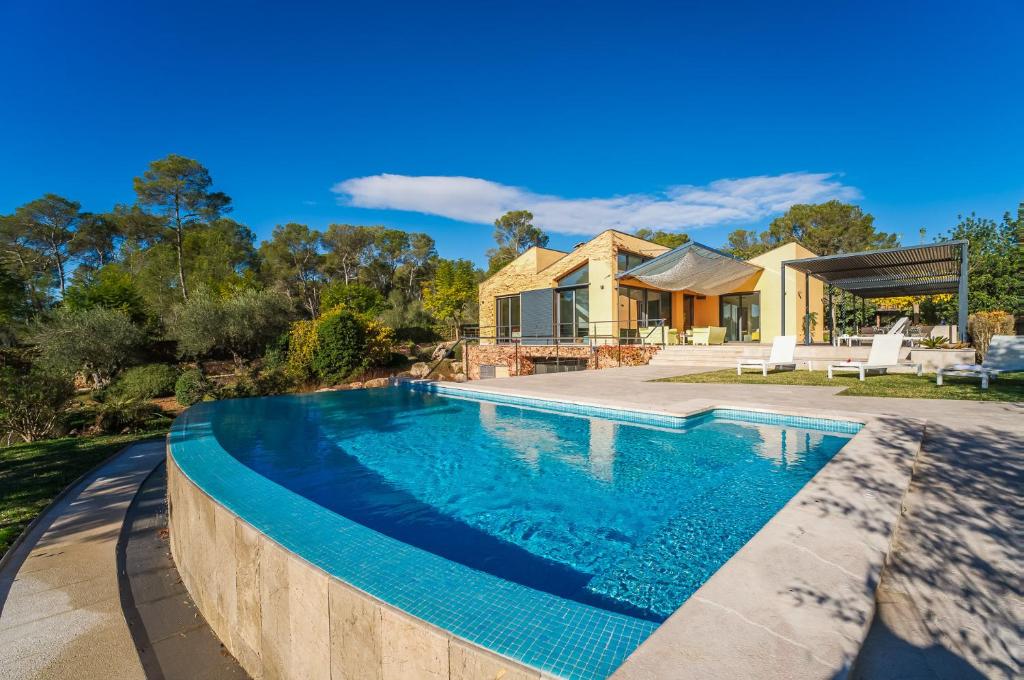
<box><xmin>748</xmin><ymin>242</ymin><xmax>824</xmax><ymax>343</ymax></box>
<box><xmin>692</xmin><ymin>295</ymin><xmax>720</xmax><ymax>326</ymax></box>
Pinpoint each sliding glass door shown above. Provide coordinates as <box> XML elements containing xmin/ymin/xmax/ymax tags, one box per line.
<box><xmin>720</xmin><ymin>292</ymin><xmax>760</xmax><ymax>342</ymax></box>
<box><xmin>556</xmin><ymin>287</ymin><xmax>589</xmax><ymax>341</ymax></box>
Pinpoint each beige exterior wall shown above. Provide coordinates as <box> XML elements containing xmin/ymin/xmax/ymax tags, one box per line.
<box><xmin>748</xmin><ymin>242</ymin><xmax>825</xmax><ymax>343</ymax></box>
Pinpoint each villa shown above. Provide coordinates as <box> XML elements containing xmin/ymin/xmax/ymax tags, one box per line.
<box><xmin>469</xmin><ymin>230</ymin><xmax>824</xmax><ymax>378</ymax></box>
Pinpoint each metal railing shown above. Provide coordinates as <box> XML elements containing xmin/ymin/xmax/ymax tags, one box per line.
<box><xmin>459</xmin><ymin>319</ymin><xmax>669</xmax><ymax>348</ymax></box>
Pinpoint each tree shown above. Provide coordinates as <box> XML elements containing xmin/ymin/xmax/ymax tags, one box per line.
<box><xmin>72</xmin><ymin>212</ymin><xmax>120</xmax><ymax>268</ymax></box>
<box><xmin>133</xmin><ymin>154</ymin><xmax>231</xmax><ymax>301</ymax></box>
<box><xmin>361</xmin><ymin>227</ymin><xmax>412</xmax><ymax>293</ymax></box>
<box><xmin>7</xmin><ymin>194</ymin><xmax>81</xmax><ymax>296</ymax></box>
<box><xmin>0</xmin><ymin>367</ymin><xmax>74</xmax><ymax>442</ymax></box>
<box><xmin>397</xmin><ymin>232</ymin><xmax>437</xmax><ymax>300</ymax></box>
<box><xmin>487</xmin><ymin>210</ymin><xmax>548</xmax><ymax>273</ymax></box>
<box><xmin>723</xmin><ymin>201</ymin><xmax>899</xmax><ymax>258</ymax></box>
<box><xmin>63</xmin><ymin>263</ymin><xmax>148</xmax><ymax>323</ymax></box>
<box><xmin>933</xmin><ymin>203</ymin><xmax>1023</xmax><ymax>318</ymax></box>
<box><xmin>311</xmin><ymin>309</ymin><xmax>368</xmax><ymax>382</ymax></box>
<box><xmin>422</xmin><ymin>259</ymin><xmax>478</xmax><ymax>336</ymax></box>
<box><xmin>0</xmin><ymin>264</ymin><xmax>28</xmax><ymax>344</ymax></box>
<box><xmin>322</xmin><ymin>224</ymin><xmax>374</xmax><ymax>284</ymax></box>
<box><xmin>258</xmin><ymin>223</ymin><xmax>323</xmax><ymax>317</ymax></box>
<box><xmin>320</xmin><ymin>281</ymin><xmax>389</xmax><ymax>317</ymax></box>
<box><xmin>35</xmin><ymin>307</ymin><xmax>144</xmax><ymax>387</ymax></box>
<box><xmin>634</xmin><ymin>228</ymin><xmax>690</xmax><ymax>249</ymax></box>
<box><xmin>172</xmin><ymin>287</ymin><xmax>290</xmax><ymax>365</ymax></box>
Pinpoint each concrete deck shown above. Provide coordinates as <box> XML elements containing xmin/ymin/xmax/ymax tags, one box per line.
<box><xmin>459</xmin><ymin>365</ymin><xmax>1023</xmax><ymax>679</ymax></box>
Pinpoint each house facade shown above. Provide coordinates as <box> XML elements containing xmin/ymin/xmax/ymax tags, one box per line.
<box><xmin>468</xmin><ymin>230</ymin><xmax>823</xmax><ymax>378</ymax></box>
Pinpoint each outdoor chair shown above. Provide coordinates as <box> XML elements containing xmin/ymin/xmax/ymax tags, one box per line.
<box><xmin>827</xmin><ymin>334</ymin><xmax>923</xmax><ymax>381</ymax></box>
<box><xmin>737</xmin><ymin>336</ymin><xmax>797</xmax><ymax>376</ymax></box>
<box><xmin>838</xmin><ymin>316</ymin><xmax>909</xmax><ymax>347</ymax></box>
<box><xmin>691</xmin><ymin>326</ymin><xmax>726</xmax><ymax>345</ymax></box>
<box><xmin>936</xmin><ymin>335</ymin><xmax>1024</xmax><ymax>389</ymax></box>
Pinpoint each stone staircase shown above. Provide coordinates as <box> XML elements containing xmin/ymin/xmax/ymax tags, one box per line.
<box><xmin>648</xmin><ymin>343</ymin><xmax>903</xmax><ymax>369</ymax></box>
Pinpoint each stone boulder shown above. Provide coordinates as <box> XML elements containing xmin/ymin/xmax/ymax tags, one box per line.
<box><xmin>409</xmin><ymin>362</ymin><xmax>431</xmax><ymax>378</ymax></box>
<box><xmin>450</xmin><ymin>361</ymin><xmax>463</xmax><ymax>374</ymax></box>
<box><xmin>453</xmin><ymin>373</ymin><xmax>468</xmax><ymax>383</ymax></box>
<box><xmin>348</xmin><ymin>382</ymin><xmax>363</xmax><ymax>389</ymax></box>
<box><xmin>364</xmin><ymin>377</ymin><xmax>391</xmax><ymax>388</ymax></box>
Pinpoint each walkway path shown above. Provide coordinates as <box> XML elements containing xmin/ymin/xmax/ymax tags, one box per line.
<box><xmin>466</xmin><ymin>366</ymin><xmax>1023</xmax><ymax>679</ymax></box>
<box><xmin>0</xmin><ymin>439</ymin><xmax>247</xmax><ymax>680</ymax></box>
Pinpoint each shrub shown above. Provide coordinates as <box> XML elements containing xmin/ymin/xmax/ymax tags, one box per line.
<box><xmin>34</xmin><ymin>307</ymin><xmax>144</xmax><ymax>387</ymax></box>
<box><xmin>320</xmin><ymin>282</ymin><xmax>390</xmax><ymax>317</ymax></box>
<box><xmin>286</xmin><ymin>318</ymin><xmax>319</xmax><ymax>381</ymax></box>
<box><xmin>113</xmin><ymin>364</ymin><xmax>179</xmax><ymax>400</ymax></box>
<box><xmin>94</xmin><ymin>396</ymin><xmax>161</xmax><ymax>434</ymax></box>
<box><xmin>172</xmin><ymin>287</ymin><xmax>291</xmax><ymax>364</ymax></box>
<box><xmin>968</xmin><ymin>311</ymin><xmax>1014</xmax><ymax>360</ymax></box>
<box><xmin>175</xmin><ymin>368</ymin><xmax>209</xmax><ymax>407</ymax></box>
<box><xmin>311</xmin><ymin>309</ymin><xmax>367</xmax><ymax>383</ymax></box>
<box><xmin>0</xmin><ymin>367</ymin><xmax>75</xmax><ymax>442</ymax></box>
<box><xmin>919</xmin><ymin>336</ymin><xmax>949</xmax><ymax>349</ymax></box>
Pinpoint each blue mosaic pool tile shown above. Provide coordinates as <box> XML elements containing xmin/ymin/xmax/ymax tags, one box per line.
<box><xmin>171</xmin><ymin>387</ymin><xmax>860</xmax><ymax>679</ymax></box>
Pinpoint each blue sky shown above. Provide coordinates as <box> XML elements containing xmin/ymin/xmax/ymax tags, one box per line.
<box><xmin>1</xmin><ymin>1</ymin><xmax>1021</xmax><ymax>266</ymax></box>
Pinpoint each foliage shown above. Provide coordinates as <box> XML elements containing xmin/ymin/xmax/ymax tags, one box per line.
<box><xmin>723</xmin><ymin>201</ymin><xmax>899</xmax><ymax>258</ymax></box>
<box><xmin>1</xmin><ymin>428</ymin><xmax>168</xmax><ymax>557</ymax></box>
<box><xmin>112</xmin><ymin>364</ymin><xmax>179</xmax><ymax>400</ymax></box>
<box><xmin>364</xmin><ymin>318</ymin><xmax>396</xmax><ymax>367</ymax></box>
<box><xmin>932</xmin><ymin>205</ymin><xmax>1023</xmax><ymax>320</ymax></box>
<box><xmin>634</xmin><ymin>229</ymin><xmax>689</xmax><ymax>248</ymax></box>
<box><xmin>259</xmin><ymin>222</ymin><xmax>323</xmax><ymax>317</ymax></box>
<box><xmin>321</xmin><ymin>281</ymin><xmax>390</xmax><ymax>317</ymax></box>
<box><xmin>919</xmin><ymin>336</ymin><xmax>949</xmax><ymax>349</ymax></box>
<box><xmin>0</xmin><ymin>264</ymin><xmax>28</xmax><ymax>342</ymax></box>
<box><xmin>132</xmin><ymin>154</ymin><xmax>232</xmax><ymax>301</ymax></box>
<box><xmin>285</xmin><ymin>318</ymin><xmax>319</xmax><ymax>381</ymax></box>
<box><xmin>311</xmin><ymin>308</ymin><xmax>368</xmax><ymax>383</ymax></box>
<box><xmin>172</xmin><ymin>287</ymin><xmax>291</xmax><ymax>363</ymax></box>
<box><xmin>422</xmin><ymin>259</ymin><xmax>478</xmax><ymax>333</ymax></box>
<box><xmin>175</xmin><ymin>368</ymin><xmax>209</xmax><ymax>406</ymax></box>
<box><xmin>63</xmin><ymin>263</ymin><xmax>148</xmax><ymax>323</ymax></box>
<box><xmin>35</xmin><ymin>307</ymin><xmax>143</xmax><ymax>387</ymax></box>
<box><xmin>487</xmin><ymin>210</ymin><xmax>548</xmax><ymax>273</ymax></box>
<box><xmin>0</xmin><ymin>368</ymin><xmax>75</xmax><ymax>442</ymax></box>
<box><xmin>656</xmin><ymin>369</ymin><xmax>1024</xmax><ymax>403</ymax></box>
<box><xmin>3</xmin><ymin>194</ymin><xmax>81</xmax><ymax>296</ymax></box>
<box><xmin>92</xmin><ymin>395</ymin><xmax>163</xmax><ymax>434</ymax></box>
<box><xmin>968</xmin><ymin>311</ymin><xmax>1014</xmax><ymax>360</ymax></box>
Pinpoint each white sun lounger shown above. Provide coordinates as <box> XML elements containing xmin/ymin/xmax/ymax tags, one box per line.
<box><xmin>737</xmin><ymin>335</ymin><xmax>798</xmax><ymax>376</ymax></box>
<box><xmin>936</xmin><ymin>335</ymin><xmax>1024</xmax><ymax>389</ymax></box>
<box><xmin>828</xmin><ymin>334</ymin><xmax>923</xmax><ymax>381</ymax></box>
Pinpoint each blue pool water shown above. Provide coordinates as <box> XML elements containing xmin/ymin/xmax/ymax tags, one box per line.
<box><xmin>207</xmin><ymin>386</ymin><xmax>856</xmax><ymax>623</ymax></box>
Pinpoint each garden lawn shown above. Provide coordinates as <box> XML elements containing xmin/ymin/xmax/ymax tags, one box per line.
<box><xmin>0</xmin><ymin>427</ymin><xmax>168</xmax><ymax>558</ymax></box>
<box><xmin>655</xmin><ymin>370</ymin><xmax>1024</xmax><ymax>402</ymax></box>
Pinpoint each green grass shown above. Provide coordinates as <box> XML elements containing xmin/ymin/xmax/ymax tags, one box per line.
<box><xmin>0</xmin><ymin>427</ymin><xmax>169</xmax><ymax>558</ymax></box>
<box><xmin>654</xmin><ymin>369</ymin><xmax>1024</xmax><ymax>402</ymax></box>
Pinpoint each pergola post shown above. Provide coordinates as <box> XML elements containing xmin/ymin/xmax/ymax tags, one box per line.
<box><xmin>780</xmin><ymin>262</ymin><xmax>787</xmax><ymax>338</ymax></box>
<box><xmin>826</xmin><ymin>284</ymin><xmax>834</xmax><ymax>346</ymax></box>
<box><xmin>804</xmin><ymin>272</ymin><xmax>810</xmax><ymax>344</ymax></box>
<box><xmin>958</xmin><ymin>241</ymin><xmax>969</xmax><ymax>342</ymax></box>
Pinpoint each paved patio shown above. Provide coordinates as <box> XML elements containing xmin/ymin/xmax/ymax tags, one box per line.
<box><xmin>464</xmin><ymin>365</ymin><xmax>1023</xmax><ymax>679</ymax></box>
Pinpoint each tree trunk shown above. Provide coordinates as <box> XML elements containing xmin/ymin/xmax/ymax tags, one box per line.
<box><xmin>174</xmin><ymin>197</ymin><xmax>189</xmax><ymax>301</ymax></box>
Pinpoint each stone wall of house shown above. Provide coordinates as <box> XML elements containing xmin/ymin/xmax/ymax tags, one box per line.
<box><xmin>464</xmin><ymin>343</ymin><xmax>659</xmax><ymax>379</ymax></box>
<box><xmin>478</xmin><ymin>231</ymin><xmax>669</xmax><ymax>342</ymax></box>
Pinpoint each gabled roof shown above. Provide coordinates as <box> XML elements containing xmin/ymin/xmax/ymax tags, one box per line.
<box><xmin>618</xmin><ymin>241</ymin><xmax>763</xmax><ymax>295</ymax></box>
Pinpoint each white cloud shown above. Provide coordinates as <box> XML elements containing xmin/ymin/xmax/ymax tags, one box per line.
<box><xmin>331</xmin><ymin>172</ymin><xmax>860</xmax><ymax>235</ymax></box>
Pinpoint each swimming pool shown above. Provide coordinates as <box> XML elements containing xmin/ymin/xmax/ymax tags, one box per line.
<box><xmin>169</xmin><ymin>385</ymin><xmax>860</xmax><ymax>678</ymax></box>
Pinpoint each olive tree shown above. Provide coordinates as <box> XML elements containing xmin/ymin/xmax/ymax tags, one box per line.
<box><xmin>35</xmin><ymin>307</ymin><xmax>144</xmax><ymax>387</ymax></box>
<box><xmin>172</xmin><ymin>287</ymin><xmax>290</xmax><ymax>365</ymax></box>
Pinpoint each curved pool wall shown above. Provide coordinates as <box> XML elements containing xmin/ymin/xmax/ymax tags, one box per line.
<box><xmin>167</xmin><ymin>387</ymin><xmax>863</xmax><ymax>680</ymax></box>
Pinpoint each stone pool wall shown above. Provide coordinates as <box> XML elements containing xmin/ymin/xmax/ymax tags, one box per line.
<box><xmin>167</xmin><ymin>453</ymin><xmax>541</xmax><ymax>680</ymax></box>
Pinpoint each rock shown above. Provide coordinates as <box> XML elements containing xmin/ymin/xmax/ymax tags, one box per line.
<box><xmin>364</xmin><ymin>377</ymin><xmax>390</xmax><ymax>388</ymax></box>
<box><xmin>410</xmin><ymin>362</ymin><xmax>431</xmax><ymax>378</ymax></box>
<box><xmin>348</xmin><ymin>382</ymin><xmax>363</xmax><ymax>389</ymax></box>
<box><xmin>453</xmin><ymin>373</ymin><xmax>468</xmax><ymax>383</ymax></box>
<box><xmin>450</xmin><ymin>361</ymin><xmax>462</xmax><ymax>374</ymax></box>
<box><xmin>317</xmin><ymin>386</ymin><xmax>342</xmax><ymax>392</ymax></box>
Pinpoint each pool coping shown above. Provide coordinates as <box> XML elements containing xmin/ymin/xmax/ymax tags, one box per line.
<box><xmin>168</xmin><ymin>386</ymin><xmax>923</xmax><ymax>680</ymax></box>
<box><xmin>427</xmin><ymin>382</ymin><xmax>925</xmax><ymax>679</ymax></box>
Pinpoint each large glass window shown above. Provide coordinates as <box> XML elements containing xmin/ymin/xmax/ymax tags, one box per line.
<box><xmin>618</xmin><ymin>285</ymin><xmax>671</xmax><ymax>340</ymax></box>
<box><xmin>496</xmin><ymin>295</ymin><xmax>520</xmax><ymax>342</ymax></box>
<box><xmin>557</xmin><ymin>288</ymin><xmax>589</xmax><ymax>340</ymax></box>
<box><xmin>720</xmin><ymin>292</ymin><xmax>760</xmax><ymax>342</ymax></box>
<box><xmin>557</xmin><ymin>264</ymin><xmax>589</xmax><ymax>287</ymax></box>
<box><xmin>617</xmin><ymin>252</ymin><xmax>651</xmax><ymax>272</ymax></box>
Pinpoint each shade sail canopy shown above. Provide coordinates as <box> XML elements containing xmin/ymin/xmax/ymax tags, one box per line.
<box><xmin>619</xmin><ymin>242</ymin><xmax>762</xmax><ymax>295</ymax></box>
<box><xmin>783</xmin><ymin>241</ymin><xmax>967</xmax><ymax>298</ymax></box>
